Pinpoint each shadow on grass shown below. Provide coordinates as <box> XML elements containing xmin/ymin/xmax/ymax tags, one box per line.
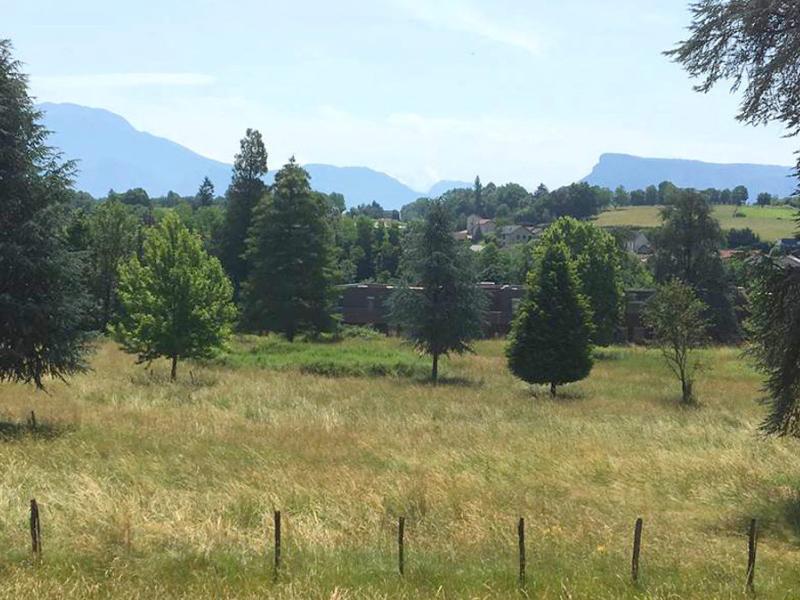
<box><xmin>129</xmin><ymin>368</ymin><xmax>219</xmax><ymax>388</ymax></box>
<box><xmin>593</xmin><ymin>348</ymin><xmax>626</xmax><ymax>361</ymax></box>
<box><xmin>415</xmin><ymin>376</ymin><xmax>483</xmax><ymax>388</ymax></box>
<box><xmin>0</xmin><ymin>419</ymin><xmax>72</xmax><ymax>442</ymax></box>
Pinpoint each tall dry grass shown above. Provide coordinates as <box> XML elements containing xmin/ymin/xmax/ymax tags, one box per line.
<box><xmin>0</xmin><ymin>338</ymin><xmax>799</xmax><ymax>598</ymax></box>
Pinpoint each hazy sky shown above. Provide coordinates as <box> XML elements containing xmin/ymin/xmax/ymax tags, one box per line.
<box><xmin>6</xmin><ymin>0</ymin><xmax>798</xmax><ymax>191</ymax></box>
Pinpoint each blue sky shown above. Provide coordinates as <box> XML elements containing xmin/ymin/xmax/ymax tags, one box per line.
<box><xmin>6</xmin><ymin>0</ymin><xmax>797</xmax><ymax>191</ymax></box>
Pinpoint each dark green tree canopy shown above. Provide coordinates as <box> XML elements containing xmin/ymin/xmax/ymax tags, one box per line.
<box><xmin>506</xmin><ymin>241</ymin><xmax>594</xmax><ymax>396</ymax></box>
<box><xmin>651</xmin><ymin>190</ymin><xmax>739</xmax><ymax>341</ymax></box>
<box><xmin>390</xmin><ymin>200</ymin><xmax>486</xmax><ymax>381</ymax></box>
<box><xmin>195</xmin><ymin>176</ymin><xmax>216</xmax><ymax>207</ymax></box>
<box><xmin>242</xmin><ymin>157</ymin><xmax>336</xmax><ymax>341</ymax></box>
<box><xmin>0</xmin><ymin>39</ymin><xmax>91</xmax><ymax>388</ymax></box>
<box><xmin>220</xmin><ymin>128</ymin><xmax>268</xmax><ymax>298</ymax></box>
<box><xmin>747</xmin><ymin>257</ymin><xmax>800</xmax><ymax>436</ymax></box>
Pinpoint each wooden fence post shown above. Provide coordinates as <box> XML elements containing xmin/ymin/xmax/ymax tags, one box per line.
<box><xmin>518</xmin><ymin>517</ymin><xmax>526</xmax><ymax>588</ymax></box>
<box><xmin>273</xmin><ymin>510</ymin><xmax>281</xmax><ymax>575</ymax></box>
<box><xmin>398</xmin><ymin>516</ymin><xmax>405</xmax><ymax>576</ymax></box>
<box><xmin>631</xmin><ymin>517</ymin><xmax>643</xmax><ymax>583</ymax></box>
<box><xmin>30</xmin><ymin>498</ymin><xmax>41</xmax><ymax>559</ymax></box>
<box><xmin>746</xmin><ymin>518</ymin><xmax>757</xmax><ymax>592</ymax></box>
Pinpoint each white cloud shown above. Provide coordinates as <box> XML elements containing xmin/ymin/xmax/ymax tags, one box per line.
<box><xmin>32</xmin><ymin>72</ymin><xmax>216</xmax><ymax>89</ymax></box>
<box><xmin>395</xmin><ymin>0</ymin><xmax>543</xmax><ymax>55</ymax></box>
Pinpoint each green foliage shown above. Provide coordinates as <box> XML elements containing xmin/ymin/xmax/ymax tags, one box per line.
<box><xmin>114</xmin><ymin>213</ymin><xmax>236</xmax><ymax>380</ymax></box>
<box><xmin>506</xmin><ymin>241</ymin><xmax>594</xmax><ymax>395</ymax></box>
<box><xmin>221</xmin><ymin>335</ymin><xmax>429</xmax><ymax>378</ymax></box>
<box><xmin>746</xmin><ymin>257</ymin><xmax>800</xmax><ymax>436</ymax></box>
<box><xmin>390</xmin><ymin>200</ymin><xmax>486</xmax><ymax>381</ymax></box>
<box><xmin>651</xmin><ymin>190</ymin><xmax>739</xmax><ymax>342</ymax></box>
<box><xmin>644</xmin><ymin>280</ymin><xmax>708</xmax><ymax>405</ymax></box>
<box><xmin>220</xmin><ymin>128</ymin><xmax>268</xmax><ymax>299</ymax></box>
<box><xmin>242</xmin><ymin>157</ymin><xmax>336</xmax><ymax>341</ymax></box>
<box><xmin>0</xmin><ymin>39</ymin><xmax>91</xmax><ymax>388</ymax></box>
<box><xmin>477</xmin><ymin>238</ymin><xmax>511</xmax><ymax>283</ymax></box>
<box><xmin>537</xmin><ymin>218</ymin><xmax>623</xmax><ymax>346</ymax></box>
<box><xmin>88</xmin><ymin>199</ymin><xmax>139</xmax><ymax>329</ymax></box>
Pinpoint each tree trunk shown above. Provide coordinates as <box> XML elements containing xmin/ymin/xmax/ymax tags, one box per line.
<box><xmin>170</xmin><ymin>355</ymin><xmax>178</xmax><ymax>381</ymax></box>
<box><xmin>550</xmin><ymin>382</ymin><xmax>557</xmax><ymax>397</ymax></box>
<box><xmin>681</xmin><ymin>378</ymin><xmax>692</xmax><ymax>405</ymax></box>
<box><xmin>432</xmin><ymin>353</ymin><xmax>439</xmax><ymax>384</ymax></box>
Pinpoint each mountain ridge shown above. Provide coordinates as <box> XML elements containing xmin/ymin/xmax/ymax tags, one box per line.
<box><xmin>583</xmin><ymin>152</ymin><xmax>795</xmax><ymax>198</ymax></box>
<box><xmin>38</xmin><ymin>102</ymin><xmax>463</xmax><ymax>209</ymax></box>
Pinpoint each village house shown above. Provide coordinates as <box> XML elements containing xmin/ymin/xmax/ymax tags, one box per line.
<box><xmin>466</xmin><ymin>214</ymin><xmax>496</xmax><ymax>239</ymax></box>
<box><xmin>625</xmin><ymin>231</ymin><xmax>652</xmax><ymax>255</ymax></box>
<box><xmin>497</xmin><ymin>225</ymin><xmax>538</xmax><ymax>247</ymax></box>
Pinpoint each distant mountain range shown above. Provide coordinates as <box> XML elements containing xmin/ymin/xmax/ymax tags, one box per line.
<box><xmin>38</xmin><ymin>102</ymin><xmax>463</xmax><ymax>209</ymax></box>
<box><xmin>584</xmin><ymin>153</ymin><xmax>796</xmax><ymax>198</ymax></box>
<box><xmin>38</xmin><ymin>104</ymin><xmax>797</xmax><ymax>207</ymax></box>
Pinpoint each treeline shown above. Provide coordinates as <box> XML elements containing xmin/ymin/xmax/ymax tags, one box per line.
<box><xmin>401</xmin><ymin>178</ymin><xmax>798</xmax><ymax>229</ymax></box>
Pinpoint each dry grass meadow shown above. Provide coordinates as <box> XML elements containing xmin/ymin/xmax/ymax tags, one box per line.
<box><xmin>1</xmin><ymin>336</ymin><xmax>800</xmax><ymax>598</ymax></box>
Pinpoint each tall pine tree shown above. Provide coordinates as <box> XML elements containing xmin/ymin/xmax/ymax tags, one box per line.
<box><xmin>389</xmin><ymin>200</ymin><xmax>486</xmax><ymax>382</ymax></box>
<box><xmin>242</xmin><ymin>158</ymin><xmax>335</xmax><ymax>341</ymax></box>
<box><xmin>506</xmin><ymin>241</ymin><xmax>594</xmax><ymax>396</ymax></box>
<box><xmin>220</xmin><ymin>129</ymin><xmax>268</xmax><ymax>299</ymax></box>
<box><xmin>195</xmin><ymin>176</ymin><xmax>215</xmax><ymax>207</ymax></box>
<box><xmin>0</xmin><ymin>39</ymin><xmax>91</xmax><ymax>388</ymax></box>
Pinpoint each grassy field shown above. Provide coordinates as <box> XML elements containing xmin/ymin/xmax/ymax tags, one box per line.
<box><xmin>595</xmin><ymin>205</ymin><xmax>797</xmax><ymax>241</ymax></box>
<box><xmin>1</xmin><ymin>336</ymin><xmax>800</xmax><ymax>598</ymax></box>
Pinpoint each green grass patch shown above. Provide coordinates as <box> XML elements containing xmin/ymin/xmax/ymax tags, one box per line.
<box><xmin>595</xmin><ymin>204</ymin><xmax>798</xmax><ymax>241</ymax></box>
<box><xmin>219</xmin><ymin>334</ymin><xmax>431</xmax><ymax>378</ymax></box>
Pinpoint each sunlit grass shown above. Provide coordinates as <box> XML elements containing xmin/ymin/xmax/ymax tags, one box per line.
<box><xmin>595</xmin><ymin>204</ymin><xmax>797</xmax><ymax>241</ymax></box>
<box><xmin>0</xmin><ymin>338</ymin><xmax>799</xmax><ymax>598</ymax></box>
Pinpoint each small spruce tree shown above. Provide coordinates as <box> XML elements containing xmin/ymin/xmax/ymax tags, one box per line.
<box><xmin>506</xmin><ymin>241</ymin><xmax>594</xmax><ymax>396</ymax></box>
<box><xmin>114</xmin><ymin>213</ymin><xmax>236</xmax><ymax>380</ymax></box>
<box><xmin>195</xmin><ymin>176</ymin><xmax>216</xmax><ymax>207</ymax></box>
<box><xmin>389</xmin><ymin>200</ymin><xmax>486</xmax><ymax>382</ymax></box>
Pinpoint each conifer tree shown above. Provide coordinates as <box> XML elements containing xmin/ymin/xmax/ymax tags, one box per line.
<box><xmin>195</xmin><ymin>176</ymin><xmax>215</xmax><ymax>207</ymax></box>
<box><xmin>506</xmin><ymin>241</ymin><xmax>594</xmax><ymax>396</ymax></box>
<box><xmin>114</xmin><ymin>213</ymin><xmax>235</xmax><ymax>380</ymax></box>
<box><xmin>242</xmin><ymin>158</ymin><xmax>336</xmax><ymax>341</ymax></box>
<box><xmin>390</xmin><ymin>200</ymin><xmax>486</xmax><ymax>382</ymax></box>
<box><xmin>220</xmin><ymin>129</ymin><xmax>268</xmax><ymax>299</ymax></box>
<box><xmin>0</xmin><ymin>39</ymin><xmax>91</xmax><ymax>388</ymax></box>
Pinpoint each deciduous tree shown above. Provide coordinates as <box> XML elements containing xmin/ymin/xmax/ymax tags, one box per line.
<box><xmin>644</xmin><ymin>280</ymin><xmax>708</xmax><ymax>405</ymax></box>
<box><xmin>114</xmin><ymin>213</ymin><xmax>235</xmax><ymax>381</ymax></box>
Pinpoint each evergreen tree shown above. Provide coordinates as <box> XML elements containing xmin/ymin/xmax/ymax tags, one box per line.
<box><xmin>477</xmin><ymin>238</ymin><xmax>510</xmax><ymax>283</ymax></box>
<box><xmin>354</xmin><ymin>216</ymin><xmax>375</xmax><ymax>281</ymax></box>
<box><xmin>538</xmin><ymin>218</ymin><xmax>623</xmax><ymax>346</ymax></box>
<box><xmin>195</xmin><ymin>176</ymin><xmax>215</xmax><ymax>207</ymax></box>
<box><xmin>114</xmin><ymin>213</ymin><xmax>235</xmax><ymax>381</ymax></box>
<box><xmin>242</xmin><ymin>158</ymin><xmax>336</xmax><ymax>341</ymax></box>
<box><xmin>220</xmin><ymin>128</ymin><xmax>268</xmax><ymax>299</ymax></box>
<box><xmin>88</xmin><ymin>199</ymin><xmax>139</xmax><ymax>329</ymax></box>
<box><xmin>747</xmin><ymin>257</ymin><xmax>800</xmax><ymax>435</ymax></box>
<box><xmin>474</xmin><ymin>175</ymin><xmax>484</xmax><ymax>215</ymax></box>
<box><xmin>651</xmin><ymin>190</ymin><xmax>739</xmax><ymax>341</ymax></box>
<box><xmin>506</xmin><ymin>241</ymin><xmax>594</xmax><ymax>396</ymax></box>
<box><xmin>390</xmin><ymin>200</ymin><xmax>486</xmax><ymax>382</ymax></box>
<box><xmin>0</xmin><ymin>39</ymin><xmax>91</xmax><ymax>388</ymax></box>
